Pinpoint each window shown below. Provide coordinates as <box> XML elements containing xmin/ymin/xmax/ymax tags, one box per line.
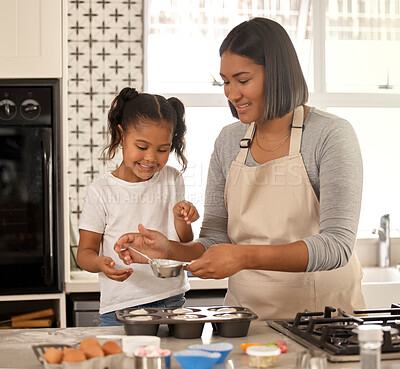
<box><xmin>328</xmin><ymin>107</ymin><xmax>400</xmax><ymax>234</ymax></box>
<box><xmin>146</xmin><ymin>0</ymin><xmax>313</xmax><ymax>95</ymax></box>
<box><xmin>145</xmin><ymin>0</ymin><xmax>400</xmax><ymax>236</ymax></box>
<box><xmin>325</xmin><ymin>1</ymin><xmax>400</xmax><ymax>93</ymax></box>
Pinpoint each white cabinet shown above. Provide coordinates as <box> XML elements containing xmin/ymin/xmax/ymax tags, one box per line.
<box><xmin>0</xmin><ymin>293</ymin><xmax>66</xmax><ymax>328</ymax></box>
<box><xmin>0</xmin><ymin>0</ymin><xmax>62</xmax><ymax>78</ymax></box>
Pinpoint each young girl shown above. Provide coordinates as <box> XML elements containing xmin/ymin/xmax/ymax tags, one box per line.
<box><xmin>77</xmin><ymin>87</ymin><xmax>199</xmax><ymax>326</ymax></box>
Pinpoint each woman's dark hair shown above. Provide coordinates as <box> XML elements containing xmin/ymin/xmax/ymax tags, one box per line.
<box><xmin>103</xmin><ymin>87</ymin><xmax>188</xmax><ymax>171</ymax></box>
<box><xmin>219</xmin><ymin>17</ymin><xmax>308</xmax><ymax>121</ymax></box>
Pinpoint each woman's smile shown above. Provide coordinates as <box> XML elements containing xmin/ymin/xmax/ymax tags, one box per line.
<box><xmin>235</xmin><ymin>102</ymin><xmax>252</xmax><ymax>114</ymax></box>
<box><xmin>220</xmin><ymin>51</ymin><xmax>266</xmax><ymax>124</ymax></box>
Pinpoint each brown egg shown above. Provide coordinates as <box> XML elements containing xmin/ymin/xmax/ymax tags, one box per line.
<box><xmin>63</xmin><ymin>348</ymin><xmax>86</xmax><ymax>362</ymax></box>
<box><xmin>43</xmin><ymin>347</ymin><xmax>63</xmax><ymax>364</ymax></box>
<box><xmin>63</xmin><ymin>347</ymin><xmax>74</xmax><ymax>354</ymax></box>
<box><xmin>79</xmin><ymin>337</ymin><xmax>101</xmax><ymax>351</ymax></box>
<box><xmin>102</xmin><ymin>341</ymin><xmax>122</xmax><ymax>355</ymax></box>
<box><xmin>81</xmin><ymin>344</ymin><xmax>105</xmax><ymax>359</ymax></box>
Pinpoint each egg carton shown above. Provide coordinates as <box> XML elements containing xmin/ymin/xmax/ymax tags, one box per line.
<box><xmin>115</xmin><ymin>305</ymin><xmax>258</xmax><ymax>338</ymax></box>
<box><xmin>32</xmin><ymin>344</ymin><xmax>125</xmax><ymax>369</ymax></box>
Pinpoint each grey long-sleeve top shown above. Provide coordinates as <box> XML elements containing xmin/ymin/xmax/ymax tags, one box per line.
<box><xmin>196</xmin><ymin>107</ymin><xmax>363</xmax><ymax>272</ymax></box>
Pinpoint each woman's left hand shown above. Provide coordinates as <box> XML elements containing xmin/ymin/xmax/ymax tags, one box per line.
<box><xmin>187</xmin><ymin>243</ymin><xmax>246</xmax><ymax>279</ymax></box>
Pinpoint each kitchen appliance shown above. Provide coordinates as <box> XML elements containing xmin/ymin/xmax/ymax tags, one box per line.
<box><xmin>0</xmin><ymin>79</ymin><xmax>63</xmax><ymax>294</ymax></box>
<box><xmin>69</xmin><ymin>293</ymin><xmax>101</xmax><ymax>327</ymax></box>
<box><xmin>268</xmin><ymin>304</ymin><xmax>400</xmax><ymax>362</ymax></box>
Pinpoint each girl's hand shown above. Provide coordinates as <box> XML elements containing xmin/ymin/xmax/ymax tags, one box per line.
<box><xmin>99</xmin><ymin>256</ymin><xmax>133</xmax><ymax>282</ymax></box>
<box><xmin>187</xmin><ymin>244</ymin><xmax>245</xmax><ymax>279</ymax></box>
<box><xmin>173</xmin><ymin>200</ymin><xmax>200</xmax><ymax>225</ymax></box>
<box><xmin>114</xmin><ymin>224</ymin><xmax>171</xmax><ymax>265</ymax></box>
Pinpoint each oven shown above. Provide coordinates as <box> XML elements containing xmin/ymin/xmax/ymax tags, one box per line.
<box><xmin>268</xmin><ymin>304</ymin><xmax>400</xmax><ymax>362</ymax></box>
<box><xmin>0</xmin><ymin>79</ymin><xmax>63</xmax><ymax>294</ymax></box>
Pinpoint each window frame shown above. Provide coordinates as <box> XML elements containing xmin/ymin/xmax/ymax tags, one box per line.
<box><xmin>144</xmin><ymin>0</ymin><xmax>400</xmax><ymax>108</ymax></box>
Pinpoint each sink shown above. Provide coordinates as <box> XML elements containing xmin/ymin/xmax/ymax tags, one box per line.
<box><xmin>362</xmin><ymin>266</ymin><xmax>400</xmax><ymax>283</ymax></box>
<box><xmin>361</xmin><ymin>267</ymin><xmax>400</xmax><ymax>309</ymax></box>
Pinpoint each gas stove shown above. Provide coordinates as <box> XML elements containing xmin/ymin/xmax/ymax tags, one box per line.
<box><xmin>268</xmin><ymin>304</ymin><xmax>400</xmax><ymax>362</ymax></box>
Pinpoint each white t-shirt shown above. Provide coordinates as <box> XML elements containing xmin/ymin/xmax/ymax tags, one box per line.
<box><xmin>79</xmin><ymin>165</ymin><xmax>190</xmax><ymax>314</ymax></box>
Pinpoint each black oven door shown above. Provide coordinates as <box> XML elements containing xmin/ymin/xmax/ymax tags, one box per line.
<box><xmin>0</xmin><ymin>126</ymin><xmax>58</xmax><ymax>293</ymax></box>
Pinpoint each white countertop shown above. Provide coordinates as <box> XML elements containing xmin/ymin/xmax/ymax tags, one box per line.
<box><xmin>65</xmin><ymin>271</ymin><xmax>228</xmax><ymax>293</ymax></box>
<box><xmin>0</xmin><ymin>320</ymin><xmax>388</xmax><ymax>369</ymax></box>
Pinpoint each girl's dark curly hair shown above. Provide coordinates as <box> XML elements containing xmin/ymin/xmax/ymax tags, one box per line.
<box><xmin>103</xmin><ymin>87</ymin><xmax>188</xmax><ymax>171</ymax></box>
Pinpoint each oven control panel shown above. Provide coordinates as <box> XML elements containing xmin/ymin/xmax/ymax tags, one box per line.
<box><xmin>0</xmin><ymin>85</ymin><xmax>52</xmax><ymax>125</ymax></box>
<box><xmin>0</xmin><ymin>99</ymin><xmax>17</xmax><ymax>120</ymax></box>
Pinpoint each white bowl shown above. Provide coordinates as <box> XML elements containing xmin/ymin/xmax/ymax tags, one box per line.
<box><xmin>122</xmin><ymin>336</ymin><xmax>161</xmax><ymax>357</ymax></box>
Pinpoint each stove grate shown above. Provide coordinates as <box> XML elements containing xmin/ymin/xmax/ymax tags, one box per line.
<box><xmin>268</xmin><ymin>304</ymin><xmax>400</xmax><ymax>362</ymax></box>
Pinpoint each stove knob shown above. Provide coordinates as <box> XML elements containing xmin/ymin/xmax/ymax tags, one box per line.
<box><xmin>0</xmin><ymin>99</ymin><xmax>17</xmax><ymax>120</ymax></box>
<box><xmin>20</xmin><ymin>99</ymin><xmax>41</xmax><ymax>120</ymax></box>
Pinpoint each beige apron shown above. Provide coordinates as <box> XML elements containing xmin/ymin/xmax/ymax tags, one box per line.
<box><xmin>224</xmin><ymin>106</ymin><xmax>365</xmax><ymax>320</ymax></box>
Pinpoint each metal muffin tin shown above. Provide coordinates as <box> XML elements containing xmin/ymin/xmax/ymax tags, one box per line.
<box><xmin>115</xmin><ymin>306</ymin><xmax>258</xmax><ymax>339</ymax></box>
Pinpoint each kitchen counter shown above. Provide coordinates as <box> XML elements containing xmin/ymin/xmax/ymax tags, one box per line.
<box><xmin>1</xmin><ymin>320</ymin><xmax>399</xmax><ymax>369</ymax></box>
<box><xmin>66</xmin><ymin>271</ymin><xmax>228</xmax><ymax>292</ymax></box>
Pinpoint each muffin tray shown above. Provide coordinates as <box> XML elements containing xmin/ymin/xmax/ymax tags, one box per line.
<box><xmin>115</xmin><ymin>306</ymin><xmax>258</xmax><ymax>339</ymax></box>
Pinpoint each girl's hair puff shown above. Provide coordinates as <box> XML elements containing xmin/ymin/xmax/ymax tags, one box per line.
<box><xmin>219</xmin><ymin>17</ymin><xmax>308</xmax><ymax>121</ymax></box>
<box><xmin>103</xmin><ymin>87</ymin><xmax>188</xmax><ymax>171</ymax></box>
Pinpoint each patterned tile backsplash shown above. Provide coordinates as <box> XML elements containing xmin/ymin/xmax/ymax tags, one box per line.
<box><xmin>67</xmin><ymin>0</ymin><xmax>143</xmax><ymax>239</ymax></box>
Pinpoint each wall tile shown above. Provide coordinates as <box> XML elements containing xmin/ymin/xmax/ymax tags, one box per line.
<box><xmin>67</xmin><ymin>0</ymin><xmax>143</xmax><ymax>235</ymax></box>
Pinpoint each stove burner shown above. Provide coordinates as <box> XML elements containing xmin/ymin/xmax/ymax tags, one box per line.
<box><xmin>268</xmin><ymin>304</ymin><xmax>400</xmax><ymax>362</ymax></box>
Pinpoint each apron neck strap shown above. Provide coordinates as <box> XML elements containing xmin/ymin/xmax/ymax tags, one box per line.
<box><xmin>236</xmin><ymin>105</ymin><xmax>305</xmax><ymax>164</ymax></box>
<box><xmin>288</xmin><ymin>105</ymin><xmax>304</xmax><ymax>156</ymax></box>
<box><xmin>237</xmin><ymin>122</ymin><xmax>256</xmax><ymax>164</ymax></box>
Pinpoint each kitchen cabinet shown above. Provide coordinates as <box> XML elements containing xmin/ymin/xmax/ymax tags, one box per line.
<box><xmin>0</xmin><ymin>0</ymin><xmax>62</xmax><ymax>78</ymax></box>
<box><xmin>0</xmin><ymin>293</ymin><xmax>66</xmax><ymax>328</ymax></box>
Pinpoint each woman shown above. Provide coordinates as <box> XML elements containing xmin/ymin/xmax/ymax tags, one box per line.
<box><xmin>114</xmin><ymin>17</ymin><xmax>366</xmax><ymax>320</ymax></box>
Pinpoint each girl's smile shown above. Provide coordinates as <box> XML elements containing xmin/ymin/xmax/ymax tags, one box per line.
<box><xmin>114</xmin><ymin>121</ymin><xmax>173</xmax><ymax>183</ymax></box>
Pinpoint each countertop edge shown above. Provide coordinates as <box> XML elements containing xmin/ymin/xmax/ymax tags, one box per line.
<box><xmin>65</xmin><ymin>275</ymin><xmax>228</xmax><ymax>293</ymax></box>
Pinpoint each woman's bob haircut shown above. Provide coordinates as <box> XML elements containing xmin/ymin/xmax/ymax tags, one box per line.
<box><xmin>219</xmin><ymin>17</ymin><xmax>308</xmax><ymax>121</ymax></box>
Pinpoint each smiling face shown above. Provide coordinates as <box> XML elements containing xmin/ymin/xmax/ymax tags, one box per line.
<box><xmin>116</xmin><ymin>120</ymin><xmax>173</xmax><ymax>182</ymax></box>
<box><xmin>220</xmin><ymin>51</ymin><xmax>266</xmax><ymax>124</ymax></box>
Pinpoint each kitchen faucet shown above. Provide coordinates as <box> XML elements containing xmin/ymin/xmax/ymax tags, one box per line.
<box><xmin>373</xmin><ymin>214</ymin><xmax>391</xmax><ymax>267</ymax></box>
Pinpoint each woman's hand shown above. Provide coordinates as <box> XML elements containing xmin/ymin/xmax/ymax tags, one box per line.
<box><xmin>173</xmin><ymin>200</ymin><xmax>199</xmax><ymax>225</ymax></box>
<box><xmin>187</xmin><ymin>243</ymin><xmax>246</xmax><ymax>279</ymax></box>
<box><xmin>98</xmin><ymin>256</ymin><xmax>133</xmax><ymax>282</ymax></box>
<box><xmin>114</xmin><ymin>224</ymin><xmax>171</xmax><ymax>265</ymax></box>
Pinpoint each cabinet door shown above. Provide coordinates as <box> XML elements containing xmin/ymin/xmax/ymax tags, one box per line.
<box><xmin>0</xmin><ymin>0</ymin><xmax>62</xmax><ymax>78</ymax></box>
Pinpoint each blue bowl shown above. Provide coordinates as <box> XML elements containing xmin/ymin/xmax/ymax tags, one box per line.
<box><xmin>173</xmin><ymin>349</ymin><xmax>221</xmax><ymax>369</ymax></box>
<box><xmin>188</xmin><ymin>343</ymin><xmax>234</xmax><ymax>363</ymax></box>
